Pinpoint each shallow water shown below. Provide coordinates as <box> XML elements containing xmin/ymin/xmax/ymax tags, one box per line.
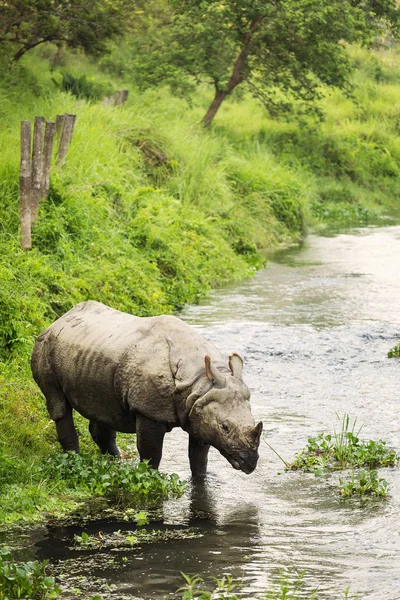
<box><xmin>6</xmin><ymin>226</ymin><xmax>400</xmax><ymax>599</ymax></box>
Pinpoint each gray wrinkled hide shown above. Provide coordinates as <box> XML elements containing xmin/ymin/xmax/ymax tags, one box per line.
<box><xmin>31</xmin><ymin>301</ymin><xmax>262</xmax><ymax>476</ymax></box>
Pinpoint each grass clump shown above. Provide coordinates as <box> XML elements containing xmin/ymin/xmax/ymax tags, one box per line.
<box><xmin>280</xmin><ymin>414</ymin><xmax>398</xmax><ymax>502</ymax></box>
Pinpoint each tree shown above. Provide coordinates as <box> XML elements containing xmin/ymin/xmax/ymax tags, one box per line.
<box><xmin>0</xmin><ymin>0</ymin><xmax>136</xmax><ymax>62</ymax></box>
<box><xmin>127</xmin><ymin>0</ymin><xmax>400</xmax><ymax>126</ymax></box>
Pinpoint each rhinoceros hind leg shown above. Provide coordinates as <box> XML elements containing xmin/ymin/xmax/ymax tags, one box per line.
<box><xmin>136</xmin><ymin>413</ymin><xmax>167</xmax><ymax>469</ymax></box>
<box><xmin>189</xmin><ymin>435</ymin><xmax>210</xmax><ymax>479</ymax></box>
<box><xmin>55</xmin><ymin>407</ymin><xmax>80</xmax><ymax>453</ymax></box>
<box><xmin>89</xmin><ymin>421</ymin><xmax>120</xmax><ymax>457</ymax></box>
<box><xmin>36</xmin><ymin>375</ymin><xmax>79</xmax><ymax>453</ymax></box>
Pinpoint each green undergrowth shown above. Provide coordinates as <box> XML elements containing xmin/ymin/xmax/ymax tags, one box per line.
<box><xmin>0</xmin><ymin>449</ymin><xmax>186</xmax><ymax>525</ymax></box>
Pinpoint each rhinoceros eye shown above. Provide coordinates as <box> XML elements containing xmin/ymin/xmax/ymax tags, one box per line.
<box><xmin>221</xmin><ymin>421</ymin><xmax>230</xmax><ymax>433</ymax></box>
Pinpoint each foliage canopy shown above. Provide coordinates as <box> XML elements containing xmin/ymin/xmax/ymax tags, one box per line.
<box><xmin>124</xmin><ymin>0</ymin><xmax>400</xmax><ymax>125</ymax></box>
<box><xmin>0</xmin><ymin>0</ymin><xmax>135</xmax><ymax>61</ymax></box>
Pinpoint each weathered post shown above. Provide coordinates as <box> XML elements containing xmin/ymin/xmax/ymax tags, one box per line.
<box><xmin>113</xmin><ymin>91</ymin><xmax>123</xmax><ymax>106</ymax></box>
<box><xmin>120</xmin><ymin>90</ymin><xmax>129</xmax><ymax>104</ymax></box>
<box><xmin>31</xmin><ymin>116</ymin><xmax>45</xmax><ymax>223</ymax></box>
<box><xmin>19</xmin><ymin>120</ymin><xmax>32</xmax><ymax>250</ymax></box>
<box><xmin>55</xmin><ymin>114</ymin><xmax>66</xmax><ymax>137</ymax></box>
<box><xmin>40</xmin><ymin>121</ymin><xmax>56</xmax><ymax>201</ymax></box>
<box><xmin>56</xmin><ymin>114</ymin><xmax>76</xmax><ymax>166</ymax></box>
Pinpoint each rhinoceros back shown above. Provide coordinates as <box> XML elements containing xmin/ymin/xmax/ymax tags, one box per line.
<box><xmin>31</xmin><ymin>301</ymin><xmax>173</xmax><ymax>430</ymax></box>
<box><xmin>31</xmin><ymin>301</ymin><xmax>224</xmax><ymax>431</ymax></box>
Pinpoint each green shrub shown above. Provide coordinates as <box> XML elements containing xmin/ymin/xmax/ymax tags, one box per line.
<box><xmin>59</xmin><ymin>71</ymin><xmax>114</xmax><ymax>101</ymax></box>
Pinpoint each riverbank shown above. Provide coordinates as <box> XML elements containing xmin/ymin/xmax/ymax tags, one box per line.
<box><xmin>1</xmin><ymin>44</ymin><xmax>400</xmax><ymax>524</ymax></box>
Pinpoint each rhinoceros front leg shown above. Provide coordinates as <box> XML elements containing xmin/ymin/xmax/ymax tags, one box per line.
<box><xmin>135</xmin><ymin>413</ymin><xmax>167</xmax><ymax>469</ymax></box>
<box><xmin>89</xmin><ymin>421</ymin><xmax>120</xmax><ymax>457</ymax></box>
<box><xmin>189</xmin><ymin>435</ymin><xmax>210</xmax><ymax>479</ymax></box>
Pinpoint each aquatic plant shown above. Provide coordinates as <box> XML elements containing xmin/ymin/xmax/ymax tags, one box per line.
<box><xmin>0</xmin><ymin>548</ymin><xmax>60</xmax><ymax>599</ymax></box>
<box><xmin>339</xmin><ymin>469</ymin><xmax>389</xmax><ymax>498</ymax></box>
<box><xmin>288</xmin><ymin>414</ymin><xmax>398</xmax><ymax>474</ymax></box>
<box><xmin>177</xmin><ymin>571</ymin><xmax>361</xmax><ymax>599</ymax></box>
<box><xmin>38</xmin><ymin>452</ymin><xmax>187</xmax><ymax>507</ymax></box>
<box><xmin>178</xmin><ymin>573</ymin><xmax>240</xmax><ymax>600</ymax></box>
<box><xmin>387</xmin><ymin>344</ymin><xmax>400</xmax><ymax>358</ymax></box>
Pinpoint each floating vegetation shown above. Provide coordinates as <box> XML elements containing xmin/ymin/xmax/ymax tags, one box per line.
<box><xmin>288</xmin><ymin>414</ymin><xmax>398</xmax><ymax>475</ymax></box>
<box><xmin>0</xmin><ymin>547</ymin><xmax>61</xmax><ymax>600</ymax></box>
<box><xmin>266</xmin><ymin>415</ymin><xmax>398</xmax><ymax>501</ymax></box>
<box><xmin>339</xmin><ymin>469</ymin><xmax>389</xmax><ymax>498</ymax></box>
<box><xmin>72</xmin><ymin>524</ymin><xmax>203</xmax><ymax>551</ymax></box>
<box><xmin>177</xmin><ymin>571</ymin><xmax>361</xmax><ymax>599</ymax></box>
<box><xmin>387</xmin><ymin>344</ymin><xmax>400</xmax><ymax>358</ymax></box>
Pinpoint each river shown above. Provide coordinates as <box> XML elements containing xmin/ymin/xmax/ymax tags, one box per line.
<box><xmin>6</xmin><ymin>225</ymin><xmax>400</xmax><ymax>599</ymax></box>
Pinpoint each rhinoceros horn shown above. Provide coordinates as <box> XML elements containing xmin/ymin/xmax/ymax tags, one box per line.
<box><xmin>228</xmin><ymin>352</ymin><xmax>243</xmax><ymax>381</ymax></box>
<box><xmin>204</xmin><ymin>354</ymin><xmax>226</xmax><ymax>387</ymax></box>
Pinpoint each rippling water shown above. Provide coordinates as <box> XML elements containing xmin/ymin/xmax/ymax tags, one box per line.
<box><xmin>6</xmin><ymin>226</ymin><xmax>400</xmax><ymax>599</ymax></box>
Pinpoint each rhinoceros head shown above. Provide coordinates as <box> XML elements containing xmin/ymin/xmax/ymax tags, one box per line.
<box><xmin>188</xmin><ymin>353</ymin><xmax>262</xmax><ymax>474</ymax></box>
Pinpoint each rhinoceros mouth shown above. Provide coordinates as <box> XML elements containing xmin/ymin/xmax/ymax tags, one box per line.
<box><xmin>221</xmin><ymin>448</ymin><xmax>258</xmax><ymax>474</ymax></box>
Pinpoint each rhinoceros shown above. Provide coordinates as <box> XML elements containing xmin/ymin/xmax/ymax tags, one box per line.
<box><xmin>31</xmin><ymin>301</ymin><xmax>262</xmax><ymax>477</ymax></box>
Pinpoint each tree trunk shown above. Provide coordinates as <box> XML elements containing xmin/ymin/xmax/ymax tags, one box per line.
<box><xmin>202</xmin><ymin>16</ymin><xmax>263</xmax><ymax>127</ymax></box>
<box><xmin>203</xmin><ymin>89</ymin><xmax>228</xmax><ymax>128</ymax></box>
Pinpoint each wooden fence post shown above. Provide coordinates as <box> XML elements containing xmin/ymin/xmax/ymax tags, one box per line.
<box><xmin>56</xmin><ymin>114</ymin><xmax>76</xmax><ymax>166</ymax></box>
<box><xmin>55</xmin><ymin>114</ymin><xmax>66</xmax><ymax>137</ymax></box>
<box><xmin>40</xmin><ymin>121</ymin><xmax>56</xmax><ymax>201</ymax></box>
<box><xmin>20</xmin><ymin>120</ymin><xmax>32</xmax><ymax>250</ymax></box>
<box><xmin>120</xmin><ymin>90</ymin><xmax>129</xmax><ymax>104</ymax></box>
<box><xmin>31</xmin><ymin>116</ymin><xmax>45</xmax><ymax>223</ymax></box>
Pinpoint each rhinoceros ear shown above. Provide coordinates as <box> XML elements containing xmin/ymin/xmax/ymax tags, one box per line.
<box><xmin>204</xmin><ymin>355</ymin><xmax>226</xmax><ymax>387</ymax></box>
<box><xmin>251</xmin><ymin>421</ymin><xmax>263</xmax><ymax>448</ymax></box>
<box><xmin>228</xmin><ymin>352</ymin><xmax>243</xmax><ymax>381</ymax></box>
